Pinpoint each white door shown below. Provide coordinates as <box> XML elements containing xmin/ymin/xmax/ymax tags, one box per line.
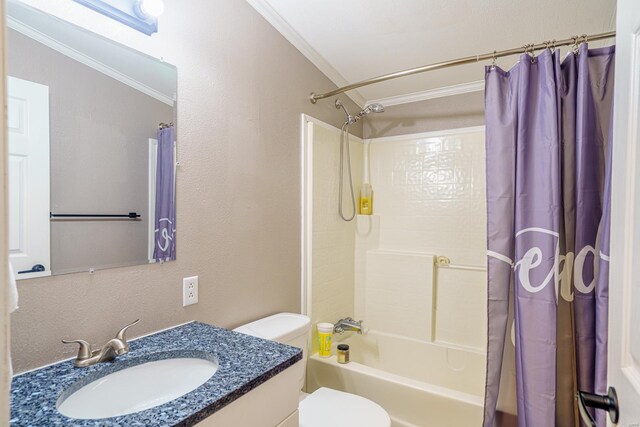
<box><xmin>8</xmin><ymin>76</ymin><xmax>51</xmax><ymax>279</ymax></box>
<box><xmin>608</xmin><ymin>0</ymin><xmax>640</xmax><ymax>424</ymax></box>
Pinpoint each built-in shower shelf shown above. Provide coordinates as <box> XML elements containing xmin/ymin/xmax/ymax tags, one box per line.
<box><xmin>356</xmin><ymin>214</ymin><xmax>380</xmax><ymax>237</ymax></box>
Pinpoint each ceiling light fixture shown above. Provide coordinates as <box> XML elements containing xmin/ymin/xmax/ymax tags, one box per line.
<box><xmin>73</xmin><ymin>0</ymin><xmax>162</xmax><ymax>35</ymax></box>
<box><xmin>135</xmin><ymin>0</ymin><xmax>165</xmax><ymax>19</ymax></box>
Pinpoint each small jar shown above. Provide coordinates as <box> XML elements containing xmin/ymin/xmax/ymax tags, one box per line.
<box><xmin>337</xmin><ymin>344</ymin><xmax>350</xmax><ymax>364</ymax></box>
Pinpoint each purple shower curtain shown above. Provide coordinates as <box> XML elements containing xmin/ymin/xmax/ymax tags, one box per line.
<box><xmin>483</xmin><ymin>44</ymin><xmax>615</xmax><ymax>427</ymax></box>
<box><xmin>153</xmin><ymin>125</ymin><xmax>176</xmax><ymax>262</ymax></box>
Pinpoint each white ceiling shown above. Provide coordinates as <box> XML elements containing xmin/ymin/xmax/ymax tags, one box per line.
<box><xmin>248</xmin><ymin>0</ymin><xmax>617</xmax><ymax>106</ymax></box>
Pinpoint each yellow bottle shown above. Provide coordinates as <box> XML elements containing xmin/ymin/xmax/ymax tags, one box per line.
<box><xmin>359</xmin><ymin>183</ymin><xmax>373</xmax><ymax>215</ymax></box>
<box><xmin>317</xmin><ymin>323</ymin><xmax>333</xmax><ymax>357</ymax></box>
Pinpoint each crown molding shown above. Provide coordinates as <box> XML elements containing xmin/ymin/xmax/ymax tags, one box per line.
<box><xmin>8</xmin><ymin>17</ymin><xmax>175</xmax><ymax>106</ymax></box>
<box><xmin>366</xmin><ymin>80</ymin><xmax>485</xmax><ymax>107</ymax></box>
<box><xmin>245</xmin><ymin>0</ymin><xmax>366</xmax><ymax>108</ymax></box>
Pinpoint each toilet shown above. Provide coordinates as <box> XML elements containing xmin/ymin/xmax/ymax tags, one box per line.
<box><xmin>234</xmin><ymin>313</ymin><xmax>391</xmax><ymax>427</ymax></box>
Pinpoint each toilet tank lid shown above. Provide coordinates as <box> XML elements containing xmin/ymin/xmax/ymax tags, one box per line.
<box><xmin>233</xmin><ymin>313</ymin><xmax>311</xmax><ymax>343</ymax></box>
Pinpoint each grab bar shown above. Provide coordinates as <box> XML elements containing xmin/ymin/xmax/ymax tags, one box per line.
<box><xmin>441</xmin><ymin>264</ymin><xmax>487</xmax><ymax>272</ymax></box>
<box><xmin>435</xmin><ymin>255</ymin><xmax>486</xmax><ymax>272</ymax></box>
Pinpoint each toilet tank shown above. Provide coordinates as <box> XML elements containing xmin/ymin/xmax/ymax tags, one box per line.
<box><xmin>233</xmin><ymin>313</ymin><xmax>311</xmax><ymax>390</ymax></box>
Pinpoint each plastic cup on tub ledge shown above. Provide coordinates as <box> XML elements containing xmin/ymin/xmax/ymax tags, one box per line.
<box><xmin>317</xmin><ymin>323</ymin><xmax>334</xmax><ymax>357</ymax></box>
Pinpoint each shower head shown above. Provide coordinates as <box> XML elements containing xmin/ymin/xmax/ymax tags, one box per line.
<box><xmin>354</xmin><ymin>103</ymin><xmax>385</xmax><ymax>121</ymax></box>
<box><xmin>367</xmin><ymin>103</ymin><xmax>385</xmax><ymax>114</ymax></box>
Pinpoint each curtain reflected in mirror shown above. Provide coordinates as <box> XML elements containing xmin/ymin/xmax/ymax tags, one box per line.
<box><xmin>152</xmin><ymin>124</ymin><xmax>176</xmax><ymax>263</ymax></box>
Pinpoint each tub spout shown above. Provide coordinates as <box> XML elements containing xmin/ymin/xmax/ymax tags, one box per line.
<box><xmin>334</xmin><ymin>317</ymin><xmax>364</xmax><ymax>334</ymax></box>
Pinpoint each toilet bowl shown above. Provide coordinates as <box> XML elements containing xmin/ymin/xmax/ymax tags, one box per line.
<box><xmin>233</xmin><ymin>313</ymin><xmax>391</xmax><ymax>427</ymax></box>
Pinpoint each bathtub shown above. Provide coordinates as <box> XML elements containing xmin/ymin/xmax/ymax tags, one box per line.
<box><xmin>305</xmin><ymin>330</ymin><xmax>485</xmax><ymax>427</ymax></box>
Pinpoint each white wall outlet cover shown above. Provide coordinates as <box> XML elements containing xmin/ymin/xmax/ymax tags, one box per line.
<box><xmin>183</xmin><ymin>276</ymin><xmax>198</xmax><ymax>306</ymax></box>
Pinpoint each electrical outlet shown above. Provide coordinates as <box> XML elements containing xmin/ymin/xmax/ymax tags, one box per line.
<box><xmin>183</xmin><ymin>276</ymin><xmax>198</xmax><ymax>306</ymax></box>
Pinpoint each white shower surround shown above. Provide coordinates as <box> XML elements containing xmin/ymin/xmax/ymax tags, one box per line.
<box><xmin>302</xmin><ymin>123</ymin><xmax>501</xmax><ymax>425</ymax></box>
<box><xmin>356</xmin><ymin>127</ymin><xmax>487</xmax><ymax>349</ymax></box>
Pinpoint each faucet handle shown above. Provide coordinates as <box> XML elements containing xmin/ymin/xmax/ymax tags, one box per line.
<box><xmin>115</xmin><ymin>319</ymin><xmax>140</xmax><ymax>343</ymax></box>
<box><xmin>62</xmin><ymin>339</ymin><xmax>93</xmax><ymax>360</ymax></box>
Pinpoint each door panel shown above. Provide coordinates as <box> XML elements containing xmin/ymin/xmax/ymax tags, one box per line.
<box><xmin>8</xmin><ymin>156</ymin><xmax>25</xmax><ymax>253</ymax></box>
<box><xmin>608</xmin><ymin>0</ymin><xmax>640</xmax><ymax>424</ymax></box>
<box><xmin>7</xmin><ymin>76</ymin><xmax>50</xmax><ymax>278</ymax></box>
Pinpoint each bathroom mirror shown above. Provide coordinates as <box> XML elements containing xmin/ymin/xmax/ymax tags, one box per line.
<box><xmin>7</xmin><ymin>1</ymin><xmax>177</xmax><ymax>278</ymax></box>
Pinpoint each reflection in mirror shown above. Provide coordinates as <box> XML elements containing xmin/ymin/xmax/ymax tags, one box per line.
<box><xmin>7</xmin><ymin>1</ymin><xmax>177</xmax><ymax>279</ymax></box>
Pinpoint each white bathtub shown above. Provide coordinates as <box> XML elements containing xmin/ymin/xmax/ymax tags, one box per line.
<box><xmin>305</xmin><ymin>330</ymin><xmax>485</xmax><ymax>427</ymax></box>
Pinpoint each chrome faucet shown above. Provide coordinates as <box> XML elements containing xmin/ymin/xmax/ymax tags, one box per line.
<box><xmin>334</xmin><ymin>317</ymin><xmax>364</xmax><ymax>334</ymax></box>
<box><xmin>62</xmin><ymin>319</ymin><xmax>140</xmax><ymax>368</ymax></box>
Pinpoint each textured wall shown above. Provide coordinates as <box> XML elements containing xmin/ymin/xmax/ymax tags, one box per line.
<box><xmin>8</xmin><ymin>29</ymin><xmax>174</xmax><ymax>274</ymax></box>
<box><xmin>9</xmin><ymin>0</ymin><xmax>361</xmax><ymax>373</ymax></box>
<box><xmin>363</xmin><ymin>91</ymin><xmax>484</xmax><ymax>139</ymax></box>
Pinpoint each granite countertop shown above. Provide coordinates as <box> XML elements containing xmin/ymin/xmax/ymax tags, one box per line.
<box><xmin>10</xmin><ymin>322</ymin><xmax>302</xmax><ymax>426</ymax></box>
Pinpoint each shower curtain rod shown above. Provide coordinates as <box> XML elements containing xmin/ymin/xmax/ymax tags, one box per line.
<box><xmin>309</xmin><ymin>31</ymin><xmax>616</xmax><ymax>104</ymax></box>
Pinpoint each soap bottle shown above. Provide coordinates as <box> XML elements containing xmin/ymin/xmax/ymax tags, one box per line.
<box><xmin>317</xmin><ymin>323</ymin><xmax>333</xmax><ymax>357</ymax></box>
<box><xmin>359</xmin><ymin>183</ymin><xmax>373</xmax><ymax>215</ymax></box>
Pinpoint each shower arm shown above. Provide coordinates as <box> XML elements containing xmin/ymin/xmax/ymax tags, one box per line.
<box><xmin>309</xmin><ymin>31</ymin><xmax>616</xmax><ymax>104</ymax></box>
<box><xmin>335</xmin><ymin>99</ymin><xmax>353</xmax><ymax>123</ymax></box>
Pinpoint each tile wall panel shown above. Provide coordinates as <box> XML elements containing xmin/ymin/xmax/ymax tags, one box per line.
<box><xmin>359</xmin><ymin>129</ymin><xmax>487</xmax><ymax>348</ymax></box>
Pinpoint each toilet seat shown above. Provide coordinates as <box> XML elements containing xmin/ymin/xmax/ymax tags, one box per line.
<box><xmin>299</xmin><ymin>387</ymin><xmax>391</xmax><ymax>427</ymax></box>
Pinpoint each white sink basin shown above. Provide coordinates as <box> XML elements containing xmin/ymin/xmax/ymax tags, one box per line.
<box><xmin>57</xmin><ymin>357</ymin><xmax>218</xmax><ymax>419</ymax></box>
